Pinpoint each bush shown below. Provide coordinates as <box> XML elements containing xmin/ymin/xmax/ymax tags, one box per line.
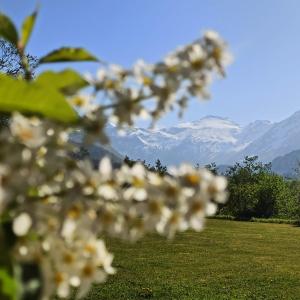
<box><xmin>220</xmin><ymin>156</ymin><xmax>299</xmax><ymax>219</ymax></box>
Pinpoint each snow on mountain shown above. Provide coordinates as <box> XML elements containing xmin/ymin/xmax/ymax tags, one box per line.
<box><xmin>69</xmin><ymin>110</ymin><xmax>300</xmax><ymax>168</ymax></box>
<box><xmin>238</xmin><ymin>110</ymin><xmax>300</xmax><ymax>162</ymax></box>
<box><xmin>107</xmin><ymin>115</ymin><xmax>279</xmax><ymax>166</ymax></box>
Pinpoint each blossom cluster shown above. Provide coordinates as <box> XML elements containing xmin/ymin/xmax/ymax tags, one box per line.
<box><xmin>0</xmin><ymin>31</ymin><xmax>230</xmax><ymax>299</ymax></box>
<box><xmin>73</xmin><ymin>30</ymin><xmax>231</xmax><ymax>143</ymax></box>
<box><xmin>0</xmin><ymin>113</ymin><xmax>227</xmax><ymax>299</ymax></box>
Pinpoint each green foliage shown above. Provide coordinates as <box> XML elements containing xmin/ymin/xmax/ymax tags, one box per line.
<box><xmin>39</xmin><ymin>47</ymin><xmax>98</xmax><ymax>64</ymax></box>
<box><xmin>0</xmin><ymin>13</ymin><xmax>18</xmax><ymax>46</ymax></box>
<box><xmin>226</xmin><ymin>156</ymin><xmax>271</xmax><ymax>185</ymax></box>
<box><xmin>0</xmin><ymin>74</ymin><xmax>78</xmax><ymax>122</ymax></box>
<box><xmin>204</xmin><ymin>162</ymin><xmax>218</xmax><ymax>175</ymax></box>
<box><xmin>124</xmin><ymin>156</ymin><xmax>168</xmax><ymax>175</ymax></box>
<box><xmin>255</xmin><ymin>173</ymin><xmax>297</xmax><ymax>218</ymax></box>
<box><xmin>154</xmin><ymin>159</ymin><xmax>167</xmax><ymax>175</ymax></box>
<box><xmin>123</xmin><ymin>155</ymin><xmax>136</xmax><ymax>167</ymax></box>
<box><xmin>0</xmin><ymin>268</ymin><xmax>18</xmax><ymax>300</ymax></box>
<box><xmin>36</xmin><ymin>69</ymin><xmax>88</xmax><ymax>96</ymax></box>
<box><xmin>286</xmin><ymin>179</ymin><xmax>300</xmax><ymax>217</ymax></box>
<box><xmin>221</xmin><ymin>156</ymin><xmax>298</xmax><ymax>219</ymax></box>
<box><xmin>20</xmin><ymin>9</ymin><xmax>38</xmax><ymax>50</ymax></box>
<box><xmin>0</xmin><ymin>224</ymin><xmax>18</xmax><ymax>300</ymax></box>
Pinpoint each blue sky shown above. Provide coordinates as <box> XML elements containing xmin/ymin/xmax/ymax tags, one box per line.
<box><xmin>2</xmin><ymin>0</ymin><xmax>300</xmax><ymax>127</ymax></box>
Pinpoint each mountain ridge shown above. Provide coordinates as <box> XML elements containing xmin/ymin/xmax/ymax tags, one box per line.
<box><xmin>107</xmin><ymin>111</ymin><xmax>300</xmax><ymax>167</ymax></box>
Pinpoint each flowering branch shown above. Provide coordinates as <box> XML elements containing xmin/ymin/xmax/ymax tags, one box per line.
<box><xmin>0</xmin><ymin>11</ymin><xmax>231</xmax><ymax>299</ymax></box>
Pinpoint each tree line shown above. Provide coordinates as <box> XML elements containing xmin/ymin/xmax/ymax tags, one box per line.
<box><xmin>127</xmin><ymin>155</ymin><xmax>300</xmax><ymax>220</ymax></box>
<box><xmin>218</xmin><ymin>156</ymin><xmax>300</xmax><ymax>220</ymax></box>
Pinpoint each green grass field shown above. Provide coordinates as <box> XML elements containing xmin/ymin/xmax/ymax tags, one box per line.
<box><xmin>84</xmin><ymin>220</ymin><xmax>300</xmax><ymax>300</ymax></box>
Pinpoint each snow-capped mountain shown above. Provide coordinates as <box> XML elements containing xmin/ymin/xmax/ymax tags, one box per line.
<box><xmin>68</xmin><ymin>110</ymin><xmax>300</xmax><ymax>168</ymax></box>
<box><xmin>237</xmin><ymin>111</ymin><xmax>300</xmax><ymax>162</ymax></box>
<box><xmin>106</xmin><ymin>115</ymin><xmax>279</xmax><ymax>165</ymax></box>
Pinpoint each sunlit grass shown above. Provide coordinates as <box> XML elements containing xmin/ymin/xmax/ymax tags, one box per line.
<box><xmin>84</xmin><ymin>219</ymin><xmax>300</xmax><ymax>300</ymax></box>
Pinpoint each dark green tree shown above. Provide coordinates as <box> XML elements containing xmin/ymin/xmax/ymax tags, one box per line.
<box><xmin>123</xmin><ymin>156</ymin><xmax>167</xmax><ymax>175</ymax></box>
<box><xmin>221</xmin><ymin>156</ymin><xmax>297</xmax><ymax>219</ymax></box>
<box><xmin>204</xmin><ymin>162</ymin><xmax>218</xmax><ymax>175</ymax></box>
<box><xmin>154</xmin><ymin>159</ymin><xmax>167</xmax><ymax>175</ymax></box>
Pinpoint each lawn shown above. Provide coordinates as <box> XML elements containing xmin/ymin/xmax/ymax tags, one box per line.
<box><xmin>84</xmin><ymin>219</ymin><xmax>300</xmax><ymax>300</ymax></box>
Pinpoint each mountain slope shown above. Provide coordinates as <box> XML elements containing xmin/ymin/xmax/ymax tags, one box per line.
<box><xmin>69</xmin><ymin>130</ymin><xmax>123</xmax><ymax>167</ymax></box>
<box><xmin>271</xmin><ymin>150</ymin><xmax>300</xmax><ymax>178</ymax></box>
<box><xmin>68</xmin><ymin>110</ymin><xmax>300</xmax><ymax>173</ymax></box>
<box><xmin>107</xmin><ymin>116</ymin><xmax>275</xmax><ymax>165</ymax></box>
<box><xmin>239</xmin><ymin>111</ymin><xmax>300</xmax><ymax>163</ymax></box>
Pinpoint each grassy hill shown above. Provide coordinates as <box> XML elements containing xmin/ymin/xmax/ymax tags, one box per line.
<box><xmin>84</xmin><ymin>219</ymin><xmax>300</xmax><ymax>300</ymax></box>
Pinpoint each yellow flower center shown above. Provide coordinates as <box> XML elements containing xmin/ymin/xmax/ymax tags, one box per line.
<box><xmin>212</xmin><ymin>47</ymin><xmax>222</xmax><ymax>61</ymax></box>
<box><xmin>84</xmin><ymin>244</ymin><xmax>97</xmax><ymax>255</ymax></box>
<box><xmin>165</xmin><ymin>186</ymin><xmax>178</xmax><ymax>197</ymax></box>
<box><xmin>190</xmin><ymin>201</ymin><xmax>204</xmax><ymax>214</ymax></box>
<box><xmin>149</xmin><ymin>201</ymin><xmax>162</xmax><ymax>215</ymax></box>
<box><xmin>104</xmin><ymin>79</ymin><xmax>116</xmax><ymax>89</ymax></box>
<box><xmin>54</xmin><ymin>272</ymin><xmax>64</xmax><ymax>284</ymax></box>
<box><xmin>208</xmin><ymin>184</ymin><xmax>218</xmax><ymax>195</ymax></box>
<box><xmin>82</xmin><ymin>264</ymin><xmax>94</xmax><ymax>277</ymax></box>
<box><xmin>71</xmin><ymin>96</ymin><xmax>86</xmax><ymax>107</ymax></box>
<box><xmin>142</xmin><ymin>76</ymin><xmax>152</xmax><ymax>86</ymax></box>
<box><xmin>20</xmin><ymin>128</ymin><xmax>34</xmax><ymax>141</ymax></box>
<box><xmin>191</xmin><ymin>59</ymin><xmax>204</xmax><ymax>70</ymax></box>
<box><xmin>185</xmin><ymin>173</ymin><xmax>200</xmax><ymax>186</ymax></box>
<box><xmin>101</xmin><ymin>211</ymin><xmax>114</xmax><ymax>224</ymax></box>
<box><xmin>167</xmin><ymin>65</ymin><xmax>178</xmax><ymax>73</ymax></box>
<box><xmin>169</xmin><ymin>213</ymin><xmax>180</xmax><ymax>225</ymax></box>
<box><xmin>63</xmin><ymin>252</ymin><xmax>74</xmax><ymax>264</ymax></box>
<box><xmin>132</xmin><ymin>177</ymin><xmax>144</xmax><ymax>188</ymax></box>
<box><xmin>67</xmin><ymin>205</ymin><xmax>81</xmax><ymax>219</ymax></box>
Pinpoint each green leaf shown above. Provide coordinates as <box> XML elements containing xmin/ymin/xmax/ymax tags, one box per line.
<box><xmin>0</xmin><ymin>74</ymin><xmax>78</xmax><ymax>123</ymax></box>
<box><xmin>36</xmin><ymin>69</ymin><xmax>88</xmax><ymax>96</ymax></box>
<box><xmin>0</xmin><ymin>268</ymin><xmax>17</xmax><ymax>300</ymax></box>
<box><xmin>20</xmin><ymin>9</ymin><xmax>38</xmax><ymax>49</ymax></box>
<box><xmin>0</xmin><ymin>13</ymin><xmax>18</xmax><ymax>46</ymax></box>
<box><xmin>39</xmin><ymin>47</ymin><xmax>99</xmax><ymax>64</ymax></box>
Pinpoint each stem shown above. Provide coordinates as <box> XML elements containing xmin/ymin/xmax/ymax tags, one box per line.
<box><xmin>17</xmin><ymin>46</ymin><xmax>32</xmax><ymax>81</ymax></box>
<box><xmin>100</xmin><ymin>92</ymin><xmax>155</xmax><ymax>111</ymax></box>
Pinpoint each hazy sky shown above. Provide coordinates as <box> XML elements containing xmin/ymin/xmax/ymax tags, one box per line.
<box><xmin>2</xmin><ymin>0</ymin><xmax>300</xmax><ymax>127</ymax></box>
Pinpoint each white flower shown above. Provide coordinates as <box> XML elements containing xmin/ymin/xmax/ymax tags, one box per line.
<box><xmin>204</xmin><ymin>30</ymin><xmax>233</xmax><ymax>67</ymax></box>
<box><xmin>122</xmin><ymin>163</ymin><xmax>147</xmax><ymax>201</ymax></box>
<box><xmin>76</xmin><ymin>262</ymin><xmax>107</xmax><ymax>299</ymax></box>
<box><xmin>61</xmin><ymin>218</ymin><xmax>77</xmax><ymax>241</ymax></box>
<box><xmin>208</xmin><ymin>176</ymin><xmax>228</xmax><ymax>203</ymax></box>
<box><xmin>69</xmin><ymin>94</ymin><xmax>97</xmax><ymax>113</ymax></box>
<box><xmin>164</xmin><ymin>54</ymin><xmax>180</xmax><ymax>73</ymax></box>
<box><xmin>96</xmin><ymin>69</ymin><xmax>107</xmax><ymax>82</ymax></box>
<box><xmin>0</xmin><ymin>30</ymin><xmax>231</xmax><ymax>300</ymax></box>
<box><xmin>133</xmin><ymin>59</ymin><xmax>153</xmax><ymax>86</ymax></box>
<box><xmin>110</xmin><ymin>64</ymin><xmax>126</xmax><ymax>78</ymax></box>
<box><xmin>13</xmin><ymin>213</ymin><xmax>32</xmax><ymax>236</ymax></box>
<box><xmin>189</xmin><ymin>44</ymin><xmax>205</xmax><ymax>67</ymax></box>
<box><xmin>157</xmin><ymin>210</ymin><xmax>188</xmax><ymax>239</ymax></box>
<box><xmin>88</xmin><ymin>238</ymin><xmax>115</xmax><ymax>275</ymax></box>
<box><xmin>54</xmin><ymin>271</ymin><xmax>71</xmax><ymax>299</ymax></box>
<box><xmin>189</xmin><ymin>216</ymin><xmax>205</xmax><ymax>232</ymax></box>
<box><xmin>10</xmin><ymin>113</ymin><xmax>45</xmax><ymax>148</ymax></box>
<box><xmin>204</xmin><ymin>30</ymin><xmax>221</xmax><ymax>43</ymax></box>
<box><xmin>99</xmin><ymin>156</ymin><xmax>112</xmax><ymax>180</ymax></box>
